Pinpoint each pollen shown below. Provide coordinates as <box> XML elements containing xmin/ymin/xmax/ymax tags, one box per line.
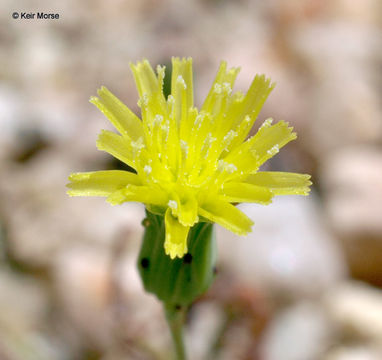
<box><xmin>144</xmin><ymin>165</ymin><xmax>152</xmax><ymax>175</ymax></box>
<box><xmin>260</xmin><ymin>118</ymin><xmax>273</xmax><ymax>129</ymax></box>
<box><xmin>132</xmin><ymin>137</ymin><xmax>145</xmax><ymax>150</ymax></box>
<box><xmin>223</xmin><ymin>130</ymin><xmax>237</xmax><ymax>145</ymax></box>
<box><xmin>177</xmin><ymin>75</ymin><xmax>187</xmax><ymax>89</ymax></box>
<box><xmin>225</xmin><ymin>163</ymin><xmax>237</xmax><ymax>173</ymax></box>
<box><xmin>214</xmin><ymin>83</ymin><xmax>222</xmax><ymax>94</ymax></box>
<box><xmin>168</xmin><ymin>200</ymin><xmax>178</xmax><ymax>210</ymax></box>
<box><xmin>222</xmin><ymin>82</ymin><xmax>232</xmax><ymax>95</ymax></box>
<box><xmin>180</xmin><ymin>140</ymin><xmax>188</xmax><ymax>154</ymax></box>
<box><xmin>154</xmin><ymin>114</ymin><xmax>163</xmax><ymax>124</ymax></box>
<box><xmin>267</xmin><ymin>145</ymin><xmax>279</xmax><ymax>156</ymax></box>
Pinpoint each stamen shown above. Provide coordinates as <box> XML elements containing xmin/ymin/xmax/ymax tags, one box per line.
<box><xmin>259</xmin><ymin>118</ymin><xmax>273</xmax><ymax>129</ymax></box>
<box><xmin>167</xmin><ymin>94</ymin><xmax>175</xmax><ymax>106</ymax></box>
<box><xmin>217</xmin><ymin>160</ymin><xmax>237</xmax><ymax>173</ymax></box>
<box><xmin>217</xmin><ymin>159</ymin><xmax>225</xmax><ymax>172</ymax></box>
<box><xmin>137</xmin><ymin>94</ymin><xmax>148</xmax><ymax>108</ymax></box>
<box><xmin>132</xmin><ymin>137</ymin><xmax>145</xmax><ymax>150</ymax></box>
<box><xmin>206</xmin><ymin>133</ymin><xmax>217</xmax><ymax>144</ymax></box>
<box><xmin>180</xmin><ymin>140</ymin><xmax>188</xmax><ymax>155</ymax></box>
<box><xmin>214</xmin><ymin>83</ymin><xmax>222</xmax><ymax>94</ymax></box>
<box><xmin>177</xmin><ymin>75</ymin><xmax>187</xmax><ymax>89</ymax></box>
<box><xmin>144</xmin><ymin>165</ymin><xmax>152</xmax><ymax>175</ymax></box>
<box><xmin>168</xmin><ymin>200</ymin><xmax>178</xmax><ymax>210</ymax></box>
<box><xmin>194</xmin><ymin>114</ymin><xmax>204</xmax><ymax>129</ymax></box>
<box><xmin>154</xmin><ymin>114</ymin><xmax>164</xmax><ymax>124</ymax></box>
<box><xmin>225</xmin><ymin>163</ymin><xmax>237</xmax><ymax>173</ymax></box>
<box><xmin>222</xmin><ymin>82</ymin><xmax>232</xmax><ymax>95</ymax></box>
<box><xmin>223</xmin><ymin>130</ymin><xmax>237</xmax><ymax>146</ymax></box>
<box><xmin>267</xmin><ymin>145</ymin><xmax>279</xmax><ymax>156</ymax></box>
<box><xmin>161</xmin><ymin>120</ymin><xmax>170</xmax><ymax>134</ymax></box>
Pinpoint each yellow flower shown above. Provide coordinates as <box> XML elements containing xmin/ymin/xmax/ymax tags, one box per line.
<box><xmin>67</xmin><ymin>58</ymin><xmax>311</xmax><ymax>259</ymax></box>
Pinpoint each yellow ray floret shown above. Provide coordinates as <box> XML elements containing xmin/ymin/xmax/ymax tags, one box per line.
<box><xmin>67</xmin><ymin>57</ymin><xmax>312</xmax><ymax>259</ymax></box>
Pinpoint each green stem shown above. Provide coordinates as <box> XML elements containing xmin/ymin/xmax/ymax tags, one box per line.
<box><xmin>164</xmin><ymin>304</ymin><xmax>187</xmax><ymax>360</ymax></box>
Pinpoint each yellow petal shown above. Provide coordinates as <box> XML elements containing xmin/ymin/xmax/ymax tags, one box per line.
<box><xmin>202</xmin><ymin>61</ymin><xmax>240</xmax><ymax>114</ymax></box>
<box><xmin>67</xmin><ymin>170</ymin><xmax>141</xmax><ymax>197</ymax></box>
<box><xmin>249</xmin><ymin>120</ymin><xmax>296</xmax><ymax>165</ymax></box>
<box><xmin>201</xmin><ymin>61</ymin><xmax>240</xmax><ymax>120</ymax></box>
<box><xmin>226</xmin><ymin>75</ymin><xmax>275</xmax><ymax>149</ymax></box>
<box><xmin>130</xmin><ymin>60</ymin><xmax>168</xmax><ymax>146</ymax></box>
<box><xmin>179</xmin><ymin>107</ymin><xmax>198</xmax><ymax>147</ymax></box>
<box><xmin>220</xmin><ymin>182</ymin><xmax>273</xmax><ymax>204</ymax></box>
<box><xmin>90</xmin><ymin>87</ymin><xmax>143</xmax><ymax>140</ymax></box>
<box><xmin>130</xmin><ymin>59</ymin><xmax>160</xmax><ymax>98</ymax></box>
<box><xmin>185</xmin><ymin>112</ymin><xmax>214</xmax><ymax>179</ymax></box>
<box><xmin>171</xmin><ymin>57</ymin><xmax>194</xmax><ymax>125</ymax></box>
<box><xmin>162</xmin><ymin>97</ymin><xmax>181</xmax><ymax>172</ymax></box>
<box><xmin>107</xmin><ymin>184</ymin><xmax>168</xmax><ymax>206</ymax></box>
<box><xmin>164</xmin><ymin>208</ymin><xmax>190</xmax><ymax>259</ymax></box>
<box><xmin>169</xmin><ymin>188</ymin><xmax>199</xmax><ymax>227</ymax></box>
<box><xmin>245</xmin><ymin>172</ymin><xmax>312</xmax><ymax>195</ymax></box>
<box><xmin>198</xmin><ymin>196</ymin><xmax>253</xmax><ymax>235</ymax></box>
<box><xmin>96</xmin><ymin>130</ymin><xmax>136</xmax><ymax>168</ymax></box>
<box><xmin>224</xmin><ymin>120</ymin><xmax>296</xmax><ymax>174</ymax></box>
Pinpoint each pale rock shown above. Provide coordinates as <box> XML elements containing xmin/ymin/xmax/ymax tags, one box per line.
<box><xmin>186</xmin><ymin>302</ymin><xmax>225</xmax><ymax>360</ymax></box>
<box><xmin>115</xmin><ymin>253</ymin><xmax>169</xmax><ymax>352</ymax></box>
<box><xmin>320</xmin><ymin>147</ymin><xmax>382</xmax><ymax>283</ymax></box>
<box><xmin>325</xmin><ymin>346</ymin><xmax>382</xmax><ymax>360</ymax></box>
<box><xmin>324</xmin><ymin>281</ymin><xmax>382</xmax><ymax>343</ymax></box>
<box><xmin>290</xmin><ymin>22</ymin><xmax>382</xmax><ymax>156</ymax></box>
<box><xmin>0</xmin><ymin>269</ymin><xmax>47</xmax><ymax>333</ymax></box>
<box><xmin>217</xmin><ymin>195</ymin><xmax>346</xmax><ymax>298</ymax></box>
<box><xmin>0</xmin><ymin>149</ymin><xmax>144</xmax><ymax>266</ymax></box>
<box><xmin>260</xmin><ymin>302</ymin><xmax>334</xmax><ymax>360</ymax></box>
<box><xmin>53</xmin><ymin>245</ymin><xmax>113</xmax><ymax>347</ymax></box>
<box><xmin>54</xmin><ymin>246</ymin><xmax>169</xmax><ymax>354</ymax></box>
<box><xmin>328</xmin><ymin>0</ymin><xmax>381</xmax><ymax>25</ymax></box>
<box><xmin>0</xmin><ymin>86</ymin><xmax>23</xmax><ymax>150</ymax></box>
<box><xmin>320</xmin><ymin>147</ymin><xmax>382</xmax><ymax>237</ymax></box>
<box><xmin>0</xmin><ymin>269</ymin><xmax>66</xmax><ymax>360</ymax></box>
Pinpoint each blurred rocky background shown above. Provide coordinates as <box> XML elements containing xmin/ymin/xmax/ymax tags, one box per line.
<box><xmin>1</xmin><ymin>0</ymin><xmax>382</xmax><ymax>359</ymax></box>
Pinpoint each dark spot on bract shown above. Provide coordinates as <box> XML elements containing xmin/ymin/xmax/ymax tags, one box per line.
<box><xmin>141</xmin><ymin>218</ymin><xmax>150</xmax><ymax>227</ymax></box>
<box><xmin>213</xmin><ymin>266</ymin><xmax>217</xmax><ymax>275</ymax></box>
<box><xmin>183</xmin><ymin>253</ymin><xmax>193</xmax><ymax>264</ymax></box>
<box><xmin>175</xmin><ymin>304</ymin><xmax>182</xmax><ymax>310</ymax></box>
<box><xmin>141</xmin><ymin>258</ymin><xmax>150</xmax><ymax>269</ymax></box>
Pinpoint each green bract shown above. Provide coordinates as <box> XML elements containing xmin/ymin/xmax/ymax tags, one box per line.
<box><xmin>138</xmin><ymin>211</ymin><xmax>216</xmax><ymax>307</ymax></box>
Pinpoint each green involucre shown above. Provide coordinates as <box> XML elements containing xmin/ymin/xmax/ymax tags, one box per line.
<box><xmin>138</xmin><ymin>211</ymin><xmax>216</xmax><ymax>307</ymax></box>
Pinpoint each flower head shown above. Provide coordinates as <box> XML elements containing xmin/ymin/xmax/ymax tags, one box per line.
<box><xmin>67</xmin><ymin>58</ymin><xmax>311</xmax><ymax>259</ymax></box>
